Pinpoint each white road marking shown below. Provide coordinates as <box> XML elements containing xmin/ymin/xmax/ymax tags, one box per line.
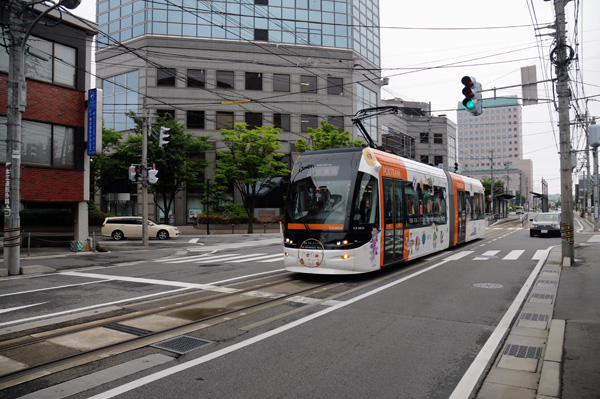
<box><xmin>449</xmin><ymin>245</ymin><xmax>553</xmax><ymax>399</ymax></box>
<box><xmin>588</xmin><ymin>235</ymin><xmax>600</xmax><ymax>243</ymax></box>
<box><xmin>0</xmin><ymin>280</ymin><xmax>108</xmax><ymax>298</ymax></box>
<box><xmin>502</xmin><ymin>250</ymin><xmax>525</xmax><ymax>260</ymax></box>
<box><xmin>0</xmin><ymin>302</ymin><xmax>47</xmax><ymax>315</ymax></box>
<box><xmin>228</xmin><ymin>254</ymin><xmax>283</xmax><ymax>263</ymax></box>
<box><xmin>89</xmin><ymin>255</ymin><xmax>472</xmax><ymax>399</ymax></box>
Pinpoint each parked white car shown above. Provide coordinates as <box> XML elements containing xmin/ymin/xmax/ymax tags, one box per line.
<box><xmin>101</xmin><ymin>217</ymin><xmax>180</xmax><ymax>241</ymax></box>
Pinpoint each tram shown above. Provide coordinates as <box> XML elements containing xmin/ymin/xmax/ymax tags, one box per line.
<box><xmin>283</xmin><ymin>108</ymin><xmax>485</xmax><ymax>275</ymax></box>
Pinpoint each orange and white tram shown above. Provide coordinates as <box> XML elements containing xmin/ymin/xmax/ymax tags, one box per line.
<box><xmin>283</xmin><ymin>147</ymin><xmax>485</xmax><ymax>274</ymax></box>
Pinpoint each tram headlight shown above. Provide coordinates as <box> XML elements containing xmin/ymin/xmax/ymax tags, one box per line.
<box><xmin>341</xmin><ymin>254</ymin><xmax>350</xmax><ymax>260</ymax></box>
<box><xmin>336</xmin><ymin>240</ymin><xmax>349</xmax><ymax>246</ymax></box>
<box><xmin>285</xmin><ymin>252</ymin><xmax>290</xmax><ymax>257</ymax></box>
<box><xmin>285</xmin><ymin>237</ymin><xmax>293</xmax><ymax>244</ymax></box>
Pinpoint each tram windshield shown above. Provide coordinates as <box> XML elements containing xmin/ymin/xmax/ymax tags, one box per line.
<box><xmin>287</xmin><ymin>160</ymin><xmax>353</xmax><ymax>225</ymax></box>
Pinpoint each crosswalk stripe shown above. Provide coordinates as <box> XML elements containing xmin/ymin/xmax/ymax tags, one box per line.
<box><xmin>259</xmin><ymin>256</ymin><xmax>285</xmax><ymax>263</ymax></box>
<box><xmin>588</xmin><ymin>235</ymin><xmax>600</xmax><ymax>243</ymax></box>
<box><xmin>532</xmin><ymin>249</ymin><xmax>550</xmax><ymax>260</ymax></box>
<box><xmin>503</xmin><ymin>250</ymin><xmax>525</xmax><ymax>260</ymax></box>
<box><xmin>197</xmin><ymin>253</ymin><xmax>264</xmax><ymax>263</ymax></box>
<box><xmin>227</xmin><ymin>254</ymin><xmax>282</xmax><ymax>263</ymax></box>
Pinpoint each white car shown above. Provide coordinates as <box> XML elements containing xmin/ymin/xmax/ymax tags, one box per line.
<box><xmin>529</xmin><ymin>212</ymin><xmax>561</xmax><ymax>237</ymax></box>
<box><xmin>101</xmin><ymin>217</ymin><xmax>180</xmax><ymax>241</ymax></box>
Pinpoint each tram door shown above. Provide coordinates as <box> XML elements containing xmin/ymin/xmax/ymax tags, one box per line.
<box><xmin>383</xmin><ymin>179</ymin><xmax>404</xmax><ymax>263</ymax></box>
<box><xmin>457</xmin><ymin>190</ymin><xmax>466</xmax><ymax>243</ymax></box>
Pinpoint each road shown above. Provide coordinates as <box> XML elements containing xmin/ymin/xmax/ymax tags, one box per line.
<box><xmin>0</xmin><ymin>222</ymin><xmax>562</xmax><ymax>398</ymax></box>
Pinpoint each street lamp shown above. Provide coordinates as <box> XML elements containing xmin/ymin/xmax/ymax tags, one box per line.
<box><xmin>4</xmin><ymin>0</ymin><xmax>81</xmax><ymax>275</ymax></box>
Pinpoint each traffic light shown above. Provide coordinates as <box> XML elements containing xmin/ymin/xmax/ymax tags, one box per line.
<box><xmin>461</xmin><ymin>76</ymin><xmax>483</xmax><ymax>116</ymax></box>
<box><xmin>148</xmin><ymin>167</ymin><xmax>158</xmax><ymax>184</ymax></box>
<box><xmin>159</xmin><ymin>126</ymin><xmax>170</xmax><ymax>148</ymax></box>
<box><xmin>454</xmin><ymin>162</ymin><xmax>460</xmax><ymax>173</ymax></box>
<box><xmin>128</xmin><ymin>165</ymin><xmax>137</xmax><ymax>182</ymax></box>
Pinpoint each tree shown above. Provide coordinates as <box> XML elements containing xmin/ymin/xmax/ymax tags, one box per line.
<box><xmin>215</xmin><ymin>123</ymin><xmax>290</xmax><ymax>233</ymax></box>
<box><xmin>122</xmin><ymin>112</ymin><xmax>212</xmax><ymax>221</ymax></box>
<box><xmin>481</xmin><ymin>179</ymin><xmax>505</xmax><ymax>213</ymax></box>
<box><xmin>295</xmin><ymin>120</ymin><xmax>364</xmax><ymax>153</ymax></box>
<box><xmin>89</xmin><ymin>123</ymin><xmax>123</xmax><ymax>196</ymax></box>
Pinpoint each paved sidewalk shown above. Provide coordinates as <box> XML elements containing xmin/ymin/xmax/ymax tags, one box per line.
<box><xmin>476</xmin><ymin>215</ymin><xmax>600</xmax><ymax>398</ymax></box>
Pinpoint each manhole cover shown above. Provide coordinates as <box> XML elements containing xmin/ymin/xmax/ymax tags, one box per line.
<box><xmin>473</xmin><ymin>282</ymin><xmax>504</xmax><ymax>289</ymax></box>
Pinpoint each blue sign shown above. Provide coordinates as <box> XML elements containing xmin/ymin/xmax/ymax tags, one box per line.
<box><xmin>88</xmin><ymin>88</ymin><xmax>97</xmax><ymax>155</ymax></box>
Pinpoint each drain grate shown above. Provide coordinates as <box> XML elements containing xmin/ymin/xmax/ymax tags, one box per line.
<box><xmin>503</xmin><ymin>344</ymin><xmax>542</xmax><ymax>359</ymax></box>
<box><xmin>543</xmin><ymin>269</ymin><xmax>560</xmax><ymax>274</ymax></box>
<box><xmin>151</xmin><ymin>335</ymin><xmax>213</xmax><ymax>355</ymax></box>
<box><xmin>537</xmin><ymin>279</ymin><xmax>557</xmax><ymax>285</ymax></box>
<box><xmin>521</xmin><ymin>313</ymin><xmax>549</xmax><ymax>322</ymax></box>
<box><xmin>105</xmin><ymin>323</ymin><xmax>152</xmax><ymax>337</ymax></box>
<box><xmin>531</xmin><ymin>293</ymin><xmax>554</xmax><ymax>300</ymax></box>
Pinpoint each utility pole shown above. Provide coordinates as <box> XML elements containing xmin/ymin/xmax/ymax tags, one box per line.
<box><xmin>552</xmin><ymin>0</ymin><xmax>574</xmax><ymax>262</ymax></box>
<box><xmin>142</xmin><ymin>114</ymin><xmax>149</xmax><ymax>246</ymax></box>
<box><xmin>489</xmin><ymin>149</ymin><xmax>495</xmax><ymax>215</ymax></box>
<box><xmin>4</xmin><ymin>0</ymin><xmax>81</xmax><ymax>275</ymax></box>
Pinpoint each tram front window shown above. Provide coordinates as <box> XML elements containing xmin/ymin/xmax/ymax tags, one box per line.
<box><xmin>288</xmin><ymin>165</ymin><xmax>352</xmax><ymax>225</ymax></box>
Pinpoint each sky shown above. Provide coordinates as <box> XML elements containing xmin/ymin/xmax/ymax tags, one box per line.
<box><xmin>70</xmin><ymin>0</ymin><xmax>600</xmax><ymax>196</ymax></box>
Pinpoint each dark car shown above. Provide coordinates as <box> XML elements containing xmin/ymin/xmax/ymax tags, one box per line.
<box><xmin>530</xmin><ymin>212</ymin><xmax>561</xmax><ymax>237</ymax></box>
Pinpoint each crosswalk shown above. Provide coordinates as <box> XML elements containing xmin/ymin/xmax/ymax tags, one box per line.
<box><xmin>157</xmin><ymin>252</ymin><xmax>284</xmax><ymax>264</ymax></box>
<box><xmin>158</xmin><ymin>235</ymin><xmax>600</xmax><ymax>265</ymax></box>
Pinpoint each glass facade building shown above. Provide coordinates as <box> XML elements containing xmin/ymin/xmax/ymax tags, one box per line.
<box><xmin>97</xmin><ymin>0</ymin><xmax>380</xmax><ymax>65</ymax></box>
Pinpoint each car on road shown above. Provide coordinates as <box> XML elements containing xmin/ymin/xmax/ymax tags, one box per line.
<box><xmin>101</xmin><ymin>217</ymin><xmax>181</xmax><ymax>241</ymax></box>
<box><xmin>529</xmin><ymin>212</ymin><xmax>561</xmax><ymax>237</ymax></box>
<box><xmin>515</xmin><ymin>206</ymin><xmax>524</xmax><ymax>215</ymax></box>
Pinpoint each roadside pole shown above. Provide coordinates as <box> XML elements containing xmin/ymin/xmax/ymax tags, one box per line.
<box><xmin>142</xmin><ymin>114</ymin><xmax>149</xmax><ymax>246</ymax></box>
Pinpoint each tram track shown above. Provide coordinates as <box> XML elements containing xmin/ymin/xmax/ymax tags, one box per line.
<box><xmin>0</xmin><ymin>271</ymin><xmax>340</xmax><ymax>389</ymax></box>
<box><xmin>0</xmin><ymin>223</ymin><xmax>521</xmax><ymax>392</ymax></box>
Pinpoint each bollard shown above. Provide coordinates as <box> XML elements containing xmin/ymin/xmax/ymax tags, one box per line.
<box><xmin>92</xmin><ymin>231</ymin><xmax>96</xmax><ymax>253</ymax></box>
<box><xmin>263</xmin><ymin>223</ymin><xmax>267</xmax><ymax>233</ymax></box>
<box><xmin>27</xmin><ymin>232</ymin><xmax>31</xmax><ymax>257</ymax></box>
<box><xmin>231</xmin><ymin>224</ymin><xmax>235</xmax><ymax>234</ymax></box>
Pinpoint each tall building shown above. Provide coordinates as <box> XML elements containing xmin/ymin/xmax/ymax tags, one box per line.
<box><xmin>95</xmin><ymin>0</ymin><xmax>382</xmax><ymax>223</ymax></box>
<box><xmin>380</xmin><ymin>98</ymin><xmax>457</xmax><ymax>172</ymax></box>
<box><xmin>457</xmin><ymin>96</ymin><xmax>533</xmax><ymax>209</ymax></box>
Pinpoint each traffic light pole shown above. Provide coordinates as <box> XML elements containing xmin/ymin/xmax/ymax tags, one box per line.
<box><xmin>553</xmin><ymin>0</ymin><xmax>574</xmax><ymax>262</ymax></box>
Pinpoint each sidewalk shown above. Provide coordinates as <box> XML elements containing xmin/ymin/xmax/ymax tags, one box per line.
<box><xmin>476</xmin><ymin>215</ymin><xmax>600</xmax><ymax>398</ymax></box>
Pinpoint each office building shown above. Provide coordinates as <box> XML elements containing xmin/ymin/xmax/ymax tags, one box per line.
<box><xmin>95</xmin><ymin>0</ymin><xmax>382</xmax><ymax>224</ymax></box>
<box><xmin>457</xmin><ymin>96</ymin><xmax>533</xmax><ymax>210</ymax></box>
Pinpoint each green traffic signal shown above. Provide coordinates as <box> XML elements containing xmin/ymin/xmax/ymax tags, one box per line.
<box><xmin>463</xmin><ymin>98</ymin><xmax>476</xmax><ymax>109</ymax></box>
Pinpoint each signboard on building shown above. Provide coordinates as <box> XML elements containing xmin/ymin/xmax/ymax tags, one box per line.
<box><xmin>87</xmin><ymin>88</ymin><xmax>103</xmax><ymax>155</ymax></box>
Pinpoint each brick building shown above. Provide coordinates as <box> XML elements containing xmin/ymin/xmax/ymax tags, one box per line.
<box><xmin>0</xmin><ymin>4</ymin><xmax>97</xmax><ymax>239</ymax></box>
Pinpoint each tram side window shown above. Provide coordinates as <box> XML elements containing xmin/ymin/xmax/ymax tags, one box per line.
<box><xmin>473</xmin><ymin>193</ymin><xmax>484</xmax><ymax>220</ymax></box>
<box><xmin>466</xmin><ymin>195</ymin><xmax>473</xmax><ymax>221</ymax></box>
<box><xmin>422</xmin><ymin>184</ymin><xmax>434</xmax><ymax>224</ymax></box>
<box><xmin>405</xmin><ymin>184</ymin><xmax>421</xmax><ymax>225</ymax></box>
<box><xmin>352</xmin><ymin>174</ymin><xmax>379</xmax><ymax>229</ymax></box>
<box><xmin>433</xmin><ymin>186</ymin><xmax>447</xmax><ymax>224</ymax></box>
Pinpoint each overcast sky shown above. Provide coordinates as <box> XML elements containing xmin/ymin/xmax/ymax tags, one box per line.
<box><xmin>71</xmin><ymin>0</ymin><xmax>600</xmax><ymax>196</ymax></box>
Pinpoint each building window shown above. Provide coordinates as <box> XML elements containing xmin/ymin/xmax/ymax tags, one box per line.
<box><xmin>217</xmin><ymin>70</ymin><xmax>234</xmax><ymax>89</ymax></box>
<box><xmin>274</xmin><ymin>113</ymin><xmax>290</xmax><ymax>131</ymax></box>
<box><xmin>434</xmin><ymin>155</ymin><xmax>443</xmax><ymax>167</ymax></box>
<box><xmin>255</xmin><ymin>0</ymin><xmax>268</xmax><ymax>4</ymax></box>
<box><xmin>433</xmin><ymin>133</ymin><xmax>443</xmax><ymax>144</ymax></box>
<box><xmin>420</xmin><ymin>132</ymin><xmax>429</xmax><ymax>143</ymax></box>
<box><xmin>301</xmin><ymin>115</ymin><xmax>319</xmax><ymax>132</ymax></box>
<box><xmin>273</xmin><ymin>74</ymin><xmax>290</xmax><ymax>92</ymax></box>
<box><xmin>327</xmin><ymin>77</ymin><xmax>343</xmax><ymax>95</ymax></box>
<box><xmin>157</xmin><ymin>68</ymin><xmax>176</xmax><ymax>86</ymax></box>
<box><xmin>245</xmin><ymin>72</ymin><xmax>263</xmax><ymax>91</ymax></box>
<box><xmin>254</xmin><ymin>29</ymin><xmax>268</xmax><ymax>41</ymax></box>
<box><xmin>187</xmin><ymin>69</ymin><xmax>205</xmax><ymax>88</ymax></box>
<box><xmin>216</xmin><ymin>111</ymin><xmax>234</xmax><ymax>130</ymax></box>
<box><xmin>187</xmin><ymin>111</ymin><xmax>205</xmax><ymax>129</ymax></box>
<box><xmin>0</xmin><ymin>117</ymin><xmax>74</xmax><ymax>168</ymax></box>
<box><xmin>420</xmin><ymin>155</ymin><xmax>430</xmax><ymax>164</ymax></box>
<box><xmin>102</xmin><ymin>70</ymin><xmax>139</xmax><ymax>131</ymax></box>
<box><xmin>245</xmin><ymin>112</ymin><xmax>263</xmax><ymax>130</ymax></box>
<box><xmin>301</xmin><ymin>75</ymin><xmax>317</xmax><ymax>93</ymax></box>
<box><xmin>328</xmin><ymin>116</ymin><xmax>344</xmax><ymax>132</ymax></box>
<box><xmin>1</xmin><ymin>36</ymin><xmax>77</xmax><ymax>87</ymax></box>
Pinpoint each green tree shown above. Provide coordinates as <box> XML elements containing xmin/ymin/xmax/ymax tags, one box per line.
<box><xmin>295</xmin><ymin>120</ymin><xmax>364</xmax><ymax>153</ymax></box>
<box><xmin>215</xmin><ymin>123</ymin><xmax>290</xmax><ymax>233</ymax></box>
<box><xmin>89</xmin><ymin>123</ymin><xmax>123</xmax><ymax>196</ymax></box>
<box><xmin>123</xmin><ymin>112</ymin><xmax>212</xmax><ymax>221</ymax></box>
